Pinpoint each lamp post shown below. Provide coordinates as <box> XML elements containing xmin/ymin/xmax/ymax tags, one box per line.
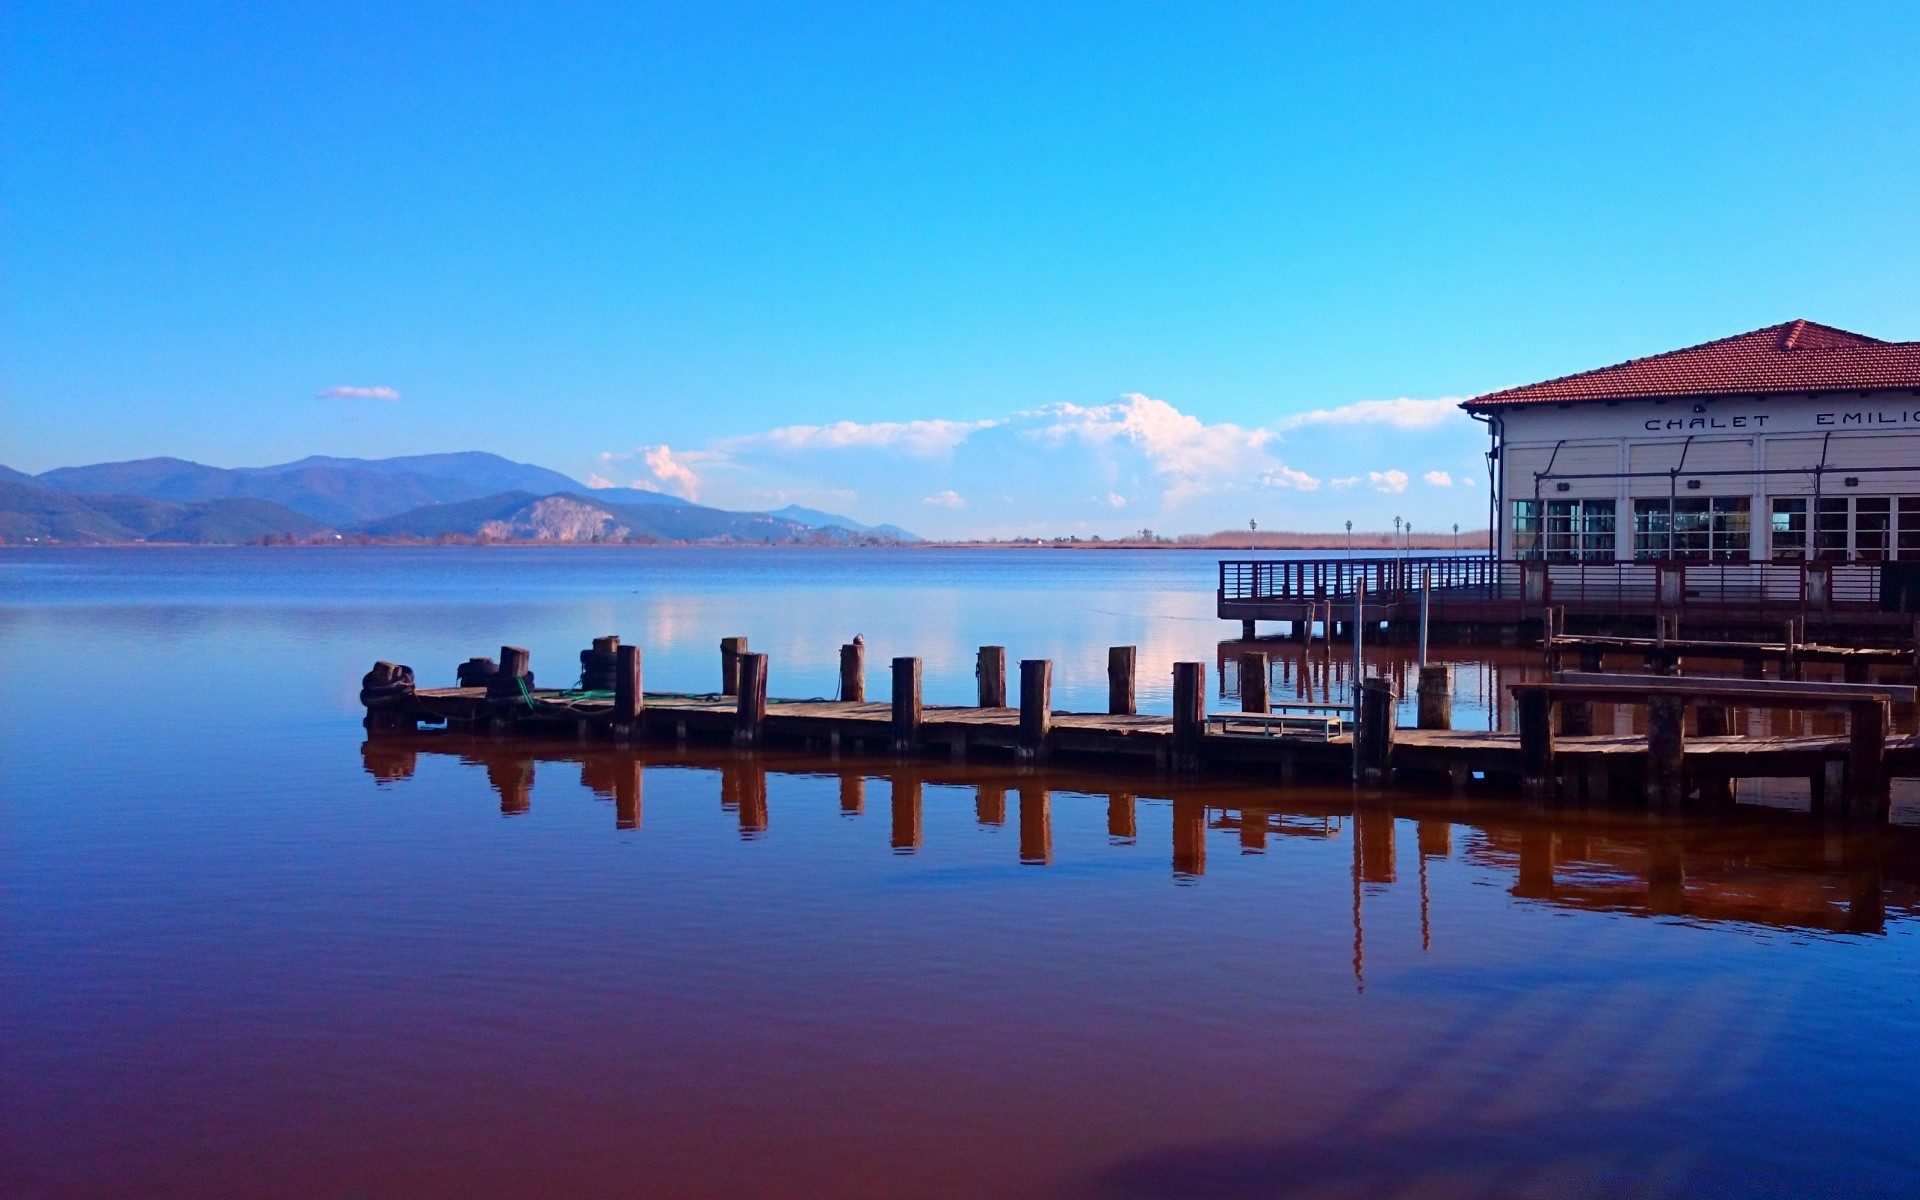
<box><xmin>1346</xmin><ymin>520</ymin><xmax>1353</xmax><ymax>559</ymax></box>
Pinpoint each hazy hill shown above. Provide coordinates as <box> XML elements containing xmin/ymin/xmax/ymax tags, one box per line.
<box><xmin>764</xmin><ymin>504</ymin><xmax>922</xmax><ymax>542</ymax></box>
<box><xmin>0</xmin><ymin>480</ymin><xmax>327</xmax><ymax>543</ymax></box>
<box><xmin>0</xmin><ymin>480</ymin><xmax>137</xmax><ymax>542</ymax></box>
<box><xmin>0</xmin><ymin>463</ymin><xmax>37</xmax><ymax>486</ymax></box>
<box><xmin>357</xmin><ymin>491</ymin><xmax>857</xmax><ymax>543</ymax></box>
<box><xmin>255</xmin><ymin>452</ymin><xmax>587</xmax><ymax>498</ymax></box>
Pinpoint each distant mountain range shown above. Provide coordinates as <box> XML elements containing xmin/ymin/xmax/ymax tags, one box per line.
<box><xmin>0</xmin><ymin>452</ymin><xmax>922</xmax><ymax>545</ymax></box>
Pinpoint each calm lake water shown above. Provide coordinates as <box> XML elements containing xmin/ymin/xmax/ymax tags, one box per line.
<box><xmin>6</xmin><ymin>546</ymin><xmax>1920</xmax><ymax>1198</ymax></box>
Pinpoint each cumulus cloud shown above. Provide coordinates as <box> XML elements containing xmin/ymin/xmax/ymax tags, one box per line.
<box><xmin>1282</xmin><ymin>397</ymin><xmax>1463</xmax><ymax>431</ymax></box>
<box><xmin>585</xmin><ymin>474</ymin><xmax>617</xmax><ymax>489</ymax></box>
<box><xmin>1462</xmin><ymin>477</ymin><xmax>1477</xmax><ymax>487</ymax></box>
<box><xmin>1105</xmin><ymin>493</ymin><xmax>1127</xmax><ymax>508</ymax></box>
<box><xmin>1259</xmin><ymin>465</ymin><xmax>1321</xmax><ymax>491</ymax></box>
<box><xmin>315</xmin><ymin>385</ymin><xmax>400</xmax><ymax>402</ymax></box>
<box><xmin>644</xmin><ymin>445</ymin><xmax>700</xmax><ymax>499</ymax></box>
<box><xmin>923</xmin><ymin>489</ymin><xmax>966</xmax><ymax>508</ymax></box>
<box><xmin>1369</xmin><ymin>470</ymin><xmax>1410</xmax><ymax>493</ymax></box>
<box><xmin>725</xmin><ymin>418</ymin><xmax>996</xmax><ymax>457</ymax></box>
<box><xmin>1025</xmin><ymin>394</ymin><xmax>1275</xmax><ymax>504</ymax></box>
<box><xmin>1329</xmin><ymin>476</ymin><xmax>1362</xmax><ymax>489</ymax></box>
<box><xmin>1423</xmin><ymin>470</ymin><xmax>1453</xmax><ymax>487</ymax></box>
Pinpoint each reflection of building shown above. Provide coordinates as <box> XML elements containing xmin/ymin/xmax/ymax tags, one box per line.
<box><xmin>1469</xmin><ymin>321</ymin><xmax>1920</xmax><ymax>565</ymax></box>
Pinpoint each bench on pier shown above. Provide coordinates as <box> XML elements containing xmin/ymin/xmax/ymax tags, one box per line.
<box><xmin>1508</xmin><ymin>673</ymin><xmax>1916</xmax><ymax>816</ymax></box>
<box><xmin>1208</xmin><ymin>703</ymin><xmax>1349</xmax><ymax>742</ymax></box>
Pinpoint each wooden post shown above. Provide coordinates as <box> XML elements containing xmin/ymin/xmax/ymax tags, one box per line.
<box><xmin>1240</xmin><ymin>651</ymin><xmax>1270</xmax><ymax>714</ymax></box>
<box><xmin>1417</xmin><ymin>664</ymin><xmax>1451</xmax><ymax>730</ymax></box>
<box><xmin>1418</xmin><ymin>568</ymin><xmax>1432</xmax><ymax>667</ymax></box>
<box><xmin>1108</xmin><ymin>646</ymin><xmax>1137</xmax><ymax>716</ymax></box>
<box><xmin>975</xmin><ymin>784</ymin><xmax>1006</xmax><ymax>826</ymax></box>
<box><xmin>1172</xmin><ymin>662</ymin><xmax>1205</xmax><ymax>773</ymax></box>
<box><xmin>1517</xmin><ymin>689</ymin><xmax>1555</xmax><ymax>798</ymax></box>
<box><xmin>1847</xmin><ymin>699</ymin><xmax>1889</xmax><ymax>819</ymax></box>
<box><xmin>1019</xmin><ymin>659</ymin><xmax>1053</xmax><ymax>758</ymax></box>
<box><xmin>720</xmin><ymin>636</ymin><xmax>747</xmax><ymax>696</ymax></box>
<box><xmin>1240</xmin><ymin>619</ymin><xmax>1257</xmax><ymax>641</ymax></box>
<box><xmin>891</xmin><ymin>657</ymin><xmax>922</xmax><ymax>753</ymax></box>
<box><xmin>1357</xmin><ymin>677</ymin><xmax>1396</xmax><ymax>787</ymax></box>
<box><xmin>497</xmin><ymin>644</ymin><xmax>530</xmax><ymax>681</ymax></box>
<box><xmin>1172</xmin><ymin>797</ymin><xmax>1206</xmax><ymax>877</ymax></box>
<box><xmin>614</xmin><ymin>760</ymin><xmax>642</xmax><ymax>830</ymax></box>
<box><xmin>614</xmin><ymin>643</ymin><xmax>643</xmax><ymax>729</ymax></box>
<box><xmin>738</xmin><ymin>766</ymin><xmax>768</xmax><ymax>836</ymax></box>
<box><xmin>1107</xmin><ymin>792</ymin><xmax>1136</xmax><ymax>841</ymax></box>
<box><xmin>733</xmin><ymin>652</ymin><xmax>768</xmax><ymax>747</ymax></box>
<box><xmin>839</xmin><ymin>774</ymin><xmax>865</xmax><ymax>815</ymax></box>
<box><xmin>839</xmin><ymin>641</ymin><xmax>866</xmax><ymax>702</ymax></box>
<box><xmin>1647</xmin><ymin>694</ymin><xmax>1686</xmax><ymax>807</ymax></box>
<box><xmin>891</xmin><ymin>778</ymin><xmax>922</xmax><ymax>852</ymax></box>
<box><xmin>977</xmin><ymin>646</ymin><xmax>1007</xmax><ymax>708</ymax></box>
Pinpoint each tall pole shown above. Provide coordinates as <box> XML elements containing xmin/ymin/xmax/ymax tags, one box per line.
<box><xmin>1351</xmin><ymin>574</ymin><xmax>1365</xmax><ymax>782</ymax></box>
<box><xmin>1419</xmin><ymin>567</ymin><xmax>1431</xmax><ymax>668</ymax></box>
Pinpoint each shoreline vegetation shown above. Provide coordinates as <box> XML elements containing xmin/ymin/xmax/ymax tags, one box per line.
<box><xmin>4</xmin><ymin>529</ymin><xmax>1493</xmax><ymax>550</ymax></box>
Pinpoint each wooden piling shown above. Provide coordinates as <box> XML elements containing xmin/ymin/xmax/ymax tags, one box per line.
<box><xmin>1107</xmin><ymin>792</ymin><xmax>1136</xmax><ymax>841</ymax></box>
<box><xmin>839</xmin><ymin>641</ymin><xmax>866</xmax><ymax>702</ymax></box>
<box><xmin>720</xmin><ymin>636</ymin><xmax>747</xmax><ymax>697</ymax></box>
<box><xmin>1019</xmin><ymin>659</ymin><xmax>1053</xmax><ymax>758</ymax></box>
<box><xmin>839</xmin><ymin>774</ymin><xmax>865</xmax><ymax>815</ymax></box>
<box><xmin>1416</xmin><ymin>664</ymin><xmax>1451</xmax><ymax>730</ymax></box>
<box><xmin>1018</xmin><ymin>787</ymin><xmax>1052</xmax><ymax>864</ymax></box>
<box><xmin>614</xmin><ymin>760</ymin><xmax>642</xmax><ymax>829</ymax></box>
<box><xmin>1357</xmin><ymin>677</ymin><xmax>1396</xmax><ymax>787</ymax></box>
<box><xmin>1108</xmin><ymin>646</ymin><xmax>1137</xmax><ymax>716</ymax></box>
<box><xmin>1240</xmin><ymin>651</ymin><xmax>1270</xmax><ymax>714</ymax></box>
<box><xmin>891</xmin><ymin>657</ymin><xmax>922</xmax><ymax>753</ymax></box>
<box><xmin>1647</xmin><ymin>695</ymin><xmax>1686</xmax><ymax>807</ymax></box>
<box><xmin>613</xmin><ymin>644</ymin><xmax>643</xmax><ymax>728</ymax></box>
<box><xmin>1172</xmin><ymin>662</ymin><xmax>1205</xmax><ymax>772</ymax></box>
<box><xmin>977</xmin><ymin>646</ymin><xmax>1007</xmax><ymax>708</ymax></box>
<box><xmin>1848</xmin><ymin>699</ymin><xmax>1889</xmax><ymax>818</ymax></box>
<box><xmin>1517</xmin><ymin>689</ymin><xmax>1554</xmax><ymax>797</ymax></box>
<box><xmin>891</xmin><ymin>778</ymin><xmax>922</xmax><ymax>852</ymax></box>
<box><xmin>1172</xmin><ymin>797</ymin><xmax>1206</xmax><ymax>877</ymax></box>
<box><xmin>975</xmin><ymin>784</ymin><xmax>1006</xmax><ymax>826</ymax></box>
<box><xmin>733</xmin><ymin>652</ymin><xmax>768</xmax><ymax>747</ymax></box>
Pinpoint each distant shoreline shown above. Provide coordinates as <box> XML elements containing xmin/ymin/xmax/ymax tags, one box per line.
<box><xmin>4</xmin><ymin>534</ymin><xmax>1492</xmax><ymax>552</ymax></box>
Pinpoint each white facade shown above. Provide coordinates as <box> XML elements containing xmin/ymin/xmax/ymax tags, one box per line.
<box><xmin>1490</xmin><ymin>389</ymin><xmax>1920</xmax><ymax>561</ymax></box>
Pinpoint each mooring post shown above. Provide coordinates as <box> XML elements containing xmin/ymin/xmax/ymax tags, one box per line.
<box><xmin>1647</xmin><ymin>694</ymin><xmax>1686</xmax><ymax>807</ymax></box>
<box><xmin>1108</xmin><ymin>646</ymin><xmax>1137</xmax><ymax>716</ymax></box>
<box><xmin>1847</xmin><ymin>698</ymin><xmax>1889</xmax><ymax>820</ymax></box>
<box><xmin>1172</xmin><ymin>662</ymin><xmax>1205</xmax><ymax>773</ymax></box>
<box><xmin>720</xmin><ymin>636</ymin><xmax>747</xmax><ymax>697</ymax></box>
<box><xmin>977</xmin><ymin>646</ymin><xmax>1007</xmax><ymax>708</ymax></box>
<box><xmin>891</xmin><ymin>657</ymin><xmax>922</xmax><ymax>754</ymax></box>
<box><xmin>1019</xmin><ymin>659</ymin><xmax>1053</xmax><ymax>759</ymax></box>
<box><xmin>1357</xmin><ymin>677</ymin><xmax>1396</xmax><ymax>787</ymax></box>
<box><xmin>839</xmin><ymin>641</ymin><xmax>866</xmax><ymax>703</ymax></box>
<box><xmin>1241</xmin><ymin>650</ymin><xmax>1270</xmax><ymax>715</ymax></box>
<box><xmin>1417</xmin><ymin>663</ymin><xmax>1451</xmax><ymax>730</ymax></box>
<box><xmin>1517</xmin><ymin>688</ymin><xmax>1555</xmax><ymax>798</ymax></box>
<box><xmin>614</xmin><ymin>643</ymin><xmax>643</xmax><ymax>733</ymax></box>
<box><xmin>614</xmin><ymin>760</ymin><xmax>642</xmax><ymax>829</ymax></box>
<box><xmin>1172</xmin><ymin>797</ymin><xmax>1206</xmax><ymax>877</ymax></box>
<box><xmin>891</xmin><ymin>777</ymin><xmax>922</xmax><ymax>852</ymax></box>
<box><xmin>496</xmin><ymin>645</ymin><xmax>530</xmax><ymax>685</ymax></box>
<box><xmin>1018</xmin><ymin>787</ymin><xmax>1052</xmax><ymax>864</ymax></box>
<box><xmin>733</xmin><ymin>652</ymin><xmax>768</xmax><ymax>747</ymax></box>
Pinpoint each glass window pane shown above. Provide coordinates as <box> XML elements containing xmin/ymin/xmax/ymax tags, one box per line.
<box><xmin>1898</xmin><ymin>498</ymin><xmax>1920</xmax><ymax>557</ymax></box>
<box><xmin>1857</xmin><ymin>497</ymin><xmax>1891</xmax><ymax>560</ymax></box>
<box><xmin>1816</xmin><ymin>497</ymin><xmax>1850</xmax><ymax>560</ymax></box>
<box><xmin>1633</xmin><ymin>499</ymin><xmax>1670</xmax><ymax>559</ymax></box>
<box><xmin>1770</xmin><ymin>498</ymin><xmax>1807</xmax><ymax>560</ymax></box>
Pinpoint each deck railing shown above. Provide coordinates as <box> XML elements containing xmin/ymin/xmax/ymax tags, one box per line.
<box><xmin>1219</xmin><ymin>556</ymin><xmax>1894</xmax><ymax>612</ymax></box>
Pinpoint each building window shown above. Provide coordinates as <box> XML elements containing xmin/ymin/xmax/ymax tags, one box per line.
<box><xmin>1634</xmin><ymin>497</ymin><xmax>1748</xmax><ymax>560</ymax></box>
<box><xmin>1770</xmin><ymin>498</ymin><xmax>1807</xmax><ymax>559</ymax></box>
<box><xmin>1856</xmin><ymin>498</ymin><xmax>1891</xmax><ymax>561</ymax></box>
<box><xmin>1902</xmin><ymin>499</ymin><xmax>1920</xmax><ymax>559</ymax></box>
<box><xmin>1816</xmin><ymin>497</ymin><xmax>1850</xmax><ymax>560</ymax></box>
<box><xmin>1804</xmin><ymin>496</ymin><xmax>1920</xmax><ymax>561</ymax></box>
<box><xmin>1540</xmin><ymin>498</ymin><xmax>1614</xmax><ymax>560</ymax></box>
<box><xmin>1512</xmin><ymin>500</ymin><xmax>1542</xmax><ymax>558</ymax></box>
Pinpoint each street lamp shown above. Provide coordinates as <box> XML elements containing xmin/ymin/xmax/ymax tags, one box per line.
<box><xmin>1345</xmin><ymin>519</ymin><xmax>1353</xmax><ymax>559</ymax></box>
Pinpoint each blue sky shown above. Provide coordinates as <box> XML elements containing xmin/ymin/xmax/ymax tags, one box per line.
<box><xmin>4</xmin><ymin>2</ymin><xmax>1917</xmax><ymax>537</ymax></box>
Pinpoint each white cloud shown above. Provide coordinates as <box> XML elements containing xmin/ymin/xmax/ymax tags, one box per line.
<box><xmin>725</xmin><ymin>418</ymin><xmax>996</xmax><ymax>457</ymax></box>
<box><xmin>1025</xmin><ymin>394</ymin><xmax>1275</xmax><ymax>504</ymax></box>
<box><xmin>1369</xmin><ymin>470</ymin><xmax>1410</xmax><ymax>493</ymax></box>
<box><xmin>1259</xmin><ymin>465</ymin><xmax>1322</xmax><ymax>491</ymax></box>
<box><xmin>1282</xmin><ymin>398</ymin><xmax>1464</xmax><ymax>431</ymax></box>
<box><xmin>1462</xmin><ymin>477</ymin><xmax>1477</xmax><ymax>488</ymax></box>
<box><xmin>315</xmin><ymin>385</ymin><xmax>400</xmax><ymax>402</ymax></box>
<box><xmin>1423</xmin><ymin>470</ymin><xmax>1453</xmax><ymax>487</ymax></box>
<box><xmin>1329</xmin><ymin>476</ymin><xmax>1362</xmax><ymax>489</ymax></box>
<box><xmin>644</xmin><ymin>445</ymin><xmax>700</xmax><ymax>500</ymax></box>
<box><xmin>1105</xmin><ymin>493</ymin><xmax>1127</xmax><ymax>507</ymax></box>
<box><xmin>923</xmin><ymin>489</ymin><xmax>966</xmax><ymax>508</ymax></box>
<box><xmin>585</xmin><ymin>474</ymin><xmax>616</xmax><ymax>489</ymax></box>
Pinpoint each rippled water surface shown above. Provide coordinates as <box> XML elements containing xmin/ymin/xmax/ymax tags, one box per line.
<box><xmin>6</xmin><ymin>547</ymin><xmax>1919</xmax><ymax>1199</ymax></box>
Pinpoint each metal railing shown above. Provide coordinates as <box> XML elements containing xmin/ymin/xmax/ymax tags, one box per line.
<box><xmin>1220</xmin><ymin>556</ymin><xmax>1892</xmax><ymax>611</ymax></box>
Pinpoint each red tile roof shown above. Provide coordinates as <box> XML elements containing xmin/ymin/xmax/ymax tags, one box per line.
<box><xmin>1464</xmin><ymin>320</ymin><xmax>1920</xmax><ymax>408</ymax></box>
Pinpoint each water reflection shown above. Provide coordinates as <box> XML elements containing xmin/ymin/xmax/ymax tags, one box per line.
<box><xmin>372</xmin><ymin>737</ymin><xmax>1915</xmax><ymax>935</ymax></box>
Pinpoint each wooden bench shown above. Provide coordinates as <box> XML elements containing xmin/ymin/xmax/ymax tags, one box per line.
<box><xmin>1208</xmin><ymin>708</ymin><xmax>1347</xmax><ymax>741</ymax></box>
<box><xmin>1509</xmin><ymin>673</ymin><xmax>1916</xmax><ymax>816</ymax></box>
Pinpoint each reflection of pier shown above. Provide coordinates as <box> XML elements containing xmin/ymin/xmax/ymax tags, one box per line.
<box><xmin>362</xmin><ymin>738</ymin><xmax>1915</xmax><ymax>936</ymax></box>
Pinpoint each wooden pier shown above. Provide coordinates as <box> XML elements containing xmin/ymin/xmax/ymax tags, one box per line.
<box><xmin>362</xmin><ymin>633</ymin><xmax>1920</xmax><ymax>822</ymax></box>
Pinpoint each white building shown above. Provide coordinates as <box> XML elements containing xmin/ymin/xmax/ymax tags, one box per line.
<box><xmin>1464</xmin><ymin>320</ymin><xmax>1920</xmax><ymax>564</ymax></box>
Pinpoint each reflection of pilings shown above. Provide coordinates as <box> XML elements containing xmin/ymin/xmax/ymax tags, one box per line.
<box><xmin>738</xmin><ymin>763</ymin><xmax>768</xmax><ymax>838</ymax></box>
<box><xmin>1107</xmin><ymin>792</ymin><xmax>1136</xmax><ymax>842</ymax></box>
<box><xmin>839</xmin><ymin>774</ymin><xmax>865</xmax><ymax>816</ymax></box>
<box><xmin>976</xmin><ymin>784</ymin><xmax>1006</xmax><ymax>826</ymax></box>
<box><xmin>1019</xmin><ymin>787</ymin><xmax>1052</xmax><ymax>865</ymax></box>
<box><xmin>891</xmin><ymin>778</ymin><xmax>922</xmax><ymax>853</ymax></box>
<box><xmin>361</xmin><ymin>742</ymin><xmax>418</xmax><ymax>783</ymax></box>
<box><xmin>1358</xmin><ymin>809</ymin><xmax>1396</xmax><ymax>884</ymax></box>
<box><xmin>615</xmin><ymin>760</ymin><xmax>642</xmax><ymax>830</ymax></box>
<box><xmin>720</xmin><ymin>764</ymin><xmax>741</xmax><ymax>812</ymax></box>
<box><xmin>1416</xmin><ymin>819</ymin><xmax>1450</xmax><ymax>859</ymax></box>
<box><xmin>1172</xmin><ymin>797</ymin><xmax>1206</xmax><ymax>878</ymax></box>
<box><xmin>1515</xmin><ymin>827</ymin><xmax>1554</xmax><ymax>898</ymax></box>
<box><xmin>1648</xmin><ymin>837</ymin><xmax>1685</xmax><ymax>915</ymax></box>
<box><xmin>489</xmin><ymin>757</ymin><xmax>533</xmax><ymax>816</ymax></box>
<box><xmin>1239</xmin><ymin>809</ymin><xmax>1268</xmax><ymax>852</ymax></box>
